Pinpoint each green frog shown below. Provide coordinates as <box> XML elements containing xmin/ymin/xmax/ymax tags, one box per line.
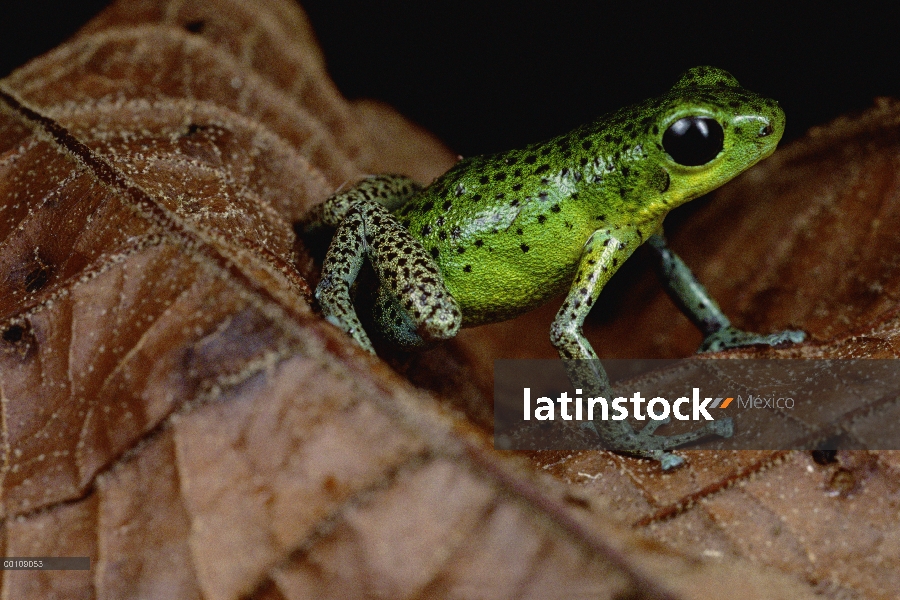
<box><xmin>301</xmin><ymin>66</ymin><xmax>805</xmax><ymax>469</ymax></box>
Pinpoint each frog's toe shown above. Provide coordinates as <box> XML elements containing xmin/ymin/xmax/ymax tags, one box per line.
<box><xmin>322</xmin><ymin>314</ymin><xmax>376</xmax><ymax>353</ymax></box>
<box><xmin>706</xmin><ymin>417</ymin><xmax>734</xmax><ymax>439</ymax></box>
<box><xmin>699</xmin><ymin>326</ymin><xmax>806</xmax><ymax>353</ymax></box>
<box><xmin>580</xmin><ymin>421</ymin><xmax>599</xmax><ymax>435</ymax></box>
<box><xmin>659</xmin><ymin>452</ymin><xmax>686</xmax><ymax>471</ymax></box>
<box><xmin>640</xmin><ymin>417</ymin><xmax>670</xmax><ymax>436</ymax></box>
<box><xmin>771</xmin><ymin>329</ymin><xmax>807</xmax><ymax>345</ymax></box>
<box><xmin>418</xmin><ymin>298</ymin><xmax>463</xmax><ymax>342</ymax></box>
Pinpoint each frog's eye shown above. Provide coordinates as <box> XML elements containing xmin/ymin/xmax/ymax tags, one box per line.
<box><xmin>662</xmin><ymin>117</ymin><xmax>724</xmax><ymax>166</ymax></box>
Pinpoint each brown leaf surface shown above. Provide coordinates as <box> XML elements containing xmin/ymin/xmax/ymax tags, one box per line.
<box><xmin>0</xmin><ymin>1</ymin><xmax>893</xmax><ymax>599</ymax></box>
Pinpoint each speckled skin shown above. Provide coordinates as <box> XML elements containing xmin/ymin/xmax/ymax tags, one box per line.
<box><xmin>304</xmin><ymin>67</ymin><xmax>806</xmax><ymax>469</ymax></box>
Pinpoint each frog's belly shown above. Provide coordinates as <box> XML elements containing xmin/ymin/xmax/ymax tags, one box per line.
<box><xmin>439</xmin><ymin>247</ymin><xmax>579</xmax><ymax>327</ymax></box>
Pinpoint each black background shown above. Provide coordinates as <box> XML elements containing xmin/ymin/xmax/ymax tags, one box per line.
<box><xmin>1</xmin><ymin>1</ymin><xmax>898</xmax><ymax>156</ymax></box>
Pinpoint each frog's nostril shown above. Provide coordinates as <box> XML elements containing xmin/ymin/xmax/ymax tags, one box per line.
<box><xmin>758</xmin><ymin>123</ymin><xmax>774</xmax><ymax>137</ymax></box>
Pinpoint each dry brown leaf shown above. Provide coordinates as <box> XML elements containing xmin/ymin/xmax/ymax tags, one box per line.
<box><xmin>0</xmin><ymin>1</ymin><xmax>894</xmax><ymax>599</ymax></box>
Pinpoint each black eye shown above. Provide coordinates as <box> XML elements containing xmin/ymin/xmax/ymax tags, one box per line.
<box><xmin>662</xmin><ymin>117</ymin><xmax>724</xmax><ymax>166</ymax></box>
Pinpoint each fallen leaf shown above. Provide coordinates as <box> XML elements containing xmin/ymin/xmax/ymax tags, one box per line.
<box><xmin>0</xmin><ymin>1</ymin><xmax>892</xmax><ymax>599</ymax></box>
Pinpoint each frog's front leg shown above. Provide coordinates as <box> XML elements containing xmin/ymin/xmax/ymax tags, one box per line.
<box><xmin>313</xmin><ymin>176</ymin><xmax>462</xmax><ymax>352</ymax></box>
<box><xmin>647</xmin><ymin>234</ymin><xmax>806</xmax><ymax>352</ymax></box>
<box><xmin>550</xmin><ymin>227</ymin><xmax>732</xmax><ymax>470</ymax></box>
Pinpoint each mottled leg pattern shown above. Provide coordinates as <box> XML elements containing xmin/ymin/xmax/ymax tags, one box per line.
<box><xmin>551</xmin><ymin>226</ymin><xmax>731</xmax><ymax>470</ymax></box>
<box><xmin>647</xmin><ymin>234</ymin><xmax>806</xmax><ymax>352</ymax></box>
<box><xmin>371</xmin><ymin>285</ymin><xmax>424</xmax><ymax>349</ymax></box>
<box><xmin>364</xmin><ymin>202</ymin><xmax>462</xmax><ymax>348</ymax></box>
<box><xmin>549</xmin><ymin>227</ymin><xmax>644</xmax><ymax>362</ymax></box>
<box><xmin>310</xmin><ymin>176</ymin><xmax>461</xmax><ymax>352</ymax></box>
<box><xmin>300</xmin><ymin>174</ymin><xmax>422</xmax><ymax>232</ymax></box>
<box><xmin>316</xmin><ymin>207</ymin><xmax>374</xmax><ymax>351</ymax></box>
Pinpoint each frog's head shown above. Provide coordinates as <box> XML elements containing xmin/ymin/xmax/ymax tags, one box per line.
<box><xmin>640</xmin><ymin>66</ymin><xmax>784</xmax><ymax>208</ymax></box>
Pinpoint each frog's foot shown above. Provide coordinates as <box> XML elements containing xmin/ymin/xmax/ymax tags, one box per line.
<box><xmin>317</xmin><ymin>275</ymin><xmax>376</xmax><ymax>354</ymax></box>
<box><xmin>623</xmin><ymin>447</ymin><xmax>687</xmax><ymax>471</ymax></box>
<box><xmin>699</xmin><ymin>326</ymin><xmax>806</xmax><ymax>353</ymax></box>
<box><xmin>369</xmin><ymin>284</ymin><xmax>460</xmax><ymax>350</ymax></box>
<box><xmin>639</xmin><ymin>416</ymin><xmax>671</xmax><ymax>436</ymax></box>
<box><xmin>641</xmin><ymin>415</ymin><xmax>732</xmax><ymax>438</ymax></box>
<box><xmin>658</xmin><ymin>452</ymin><xmax>686</xmax><ymax>471</ymax></box>
<box><xmin>599</xmin><ymin>417</ymin><xmax>734</xmax><ymax>471</ymax></box>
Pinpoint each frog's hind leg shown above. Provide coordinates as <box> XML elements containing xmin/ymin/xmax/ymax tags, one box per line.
<box><xmin>309</xmin><ymin>175</ymin><xmax>461</xmax><ymax>352</ymax></box>
<box><xmin>363</xmin><ymin>201</ymin><xmax>462</xmax><ymax>346</ymax></box>
<box><xmin>647</xmin><ymin>234</ymin><xmax>806</xmax><ymax>352</ymax></box>
<box><xmin>316</xmin><ymin>197</ymin><xmax>462</xmax><ymax>352</ymax></box>
<box><xmin>369</xmin><ymin>285</ymin><xmax>430</xmax><ymax>350</ymax></box>
<box><xmin>299</xmin><ymin>174</ymin><xmax>422</xmax><ymax>232</ymax></box>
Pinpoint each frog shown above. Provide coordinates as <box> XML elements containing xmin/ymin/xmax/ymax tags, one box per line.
<box><xmin>300</xmin><ymin>66</ymin><xmax>805</xmax><ymax>470</ymax></box>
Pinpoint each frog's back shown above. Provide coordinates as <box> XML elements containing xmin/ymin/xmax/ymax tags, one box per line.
<box><xmin>391</xmin><ymin>66</ymin><xmax>785</xmax><ymax>325</ymax></box>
